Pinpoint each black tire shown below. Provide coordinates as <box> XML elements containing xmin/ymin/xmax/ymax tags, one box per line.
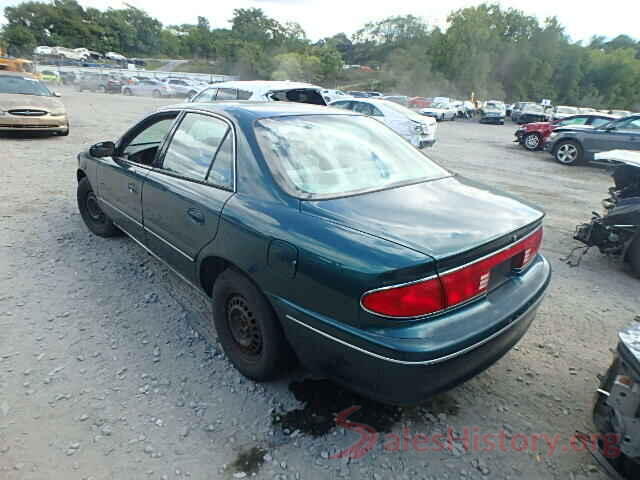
<box><xmin>98</xmin><ymin>85</ymin><xmax>107</xmax><ymax>94</ymax></box>
<box><xmin>77</xmin><ymin>177</ymin><xmax>119</xmax><ymax>237</ymax></box>
<box><xmin>123</xmin><ymin>88</ymin><xmax>132</xmax><ymax>96</ymax></box>
<box><xmin>522</xmin><ymin>132</ymin><xmax>542</xmax><ymax>151</ymax></box>
<box><xmin>628</xmin><ymin>236</ymin><xmax>640</xmax><ymax>278</ymax></box>
<box><xmin>55</xmin><ymin>127</ymin><xmax>69</xmax><ymax>137</ymax></box>
<box><xmin>152</xmin><ymin>89</ymin><xmax>161</xmax><ymax>98</ymax></box>
<box><xmin>553</xmin><ymin>140</ymin><xmax>584</xmax><ymax>166</ymax></box>
<box><xmin>212</xmin><ymin>269</ymin><xmax>296</xmax><ymax>381</ymax></box>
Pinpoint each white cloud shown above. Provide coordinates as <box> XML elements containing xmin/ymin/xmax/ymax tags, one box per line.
<box><xmin>1</xmin><ymin>0</ymin><xmax>638</xmax><ymax>44</ymax></box>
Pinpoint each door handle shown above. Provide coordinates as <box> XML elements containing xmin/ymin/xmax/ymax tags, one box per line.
<box><xmin>187</xmin><ymin>207</ymin><xmax>205</xmax><ymax>224</ymax></box>
<box><xmin>128</xmin><ymin>183</ymin><xmax>137</xmax><ymax>193</ymax></box>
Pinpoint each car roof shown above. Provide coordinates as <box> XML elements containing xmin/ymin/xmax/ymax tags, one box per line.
<box><xmin>204</xmin><ymin>80</ymin><xmax>322</xmax><ymax>94</ymax></box>
<box><xmin>159</xmin><ymin>101</ymin><xmax>357</xmax><ymax>122</ymax></box>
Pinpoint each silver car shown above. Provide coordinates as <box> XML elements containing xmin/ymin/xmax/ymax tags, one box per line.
<box><xmin>122</xmin><ymin>79</ymin><xmax>174</xmax><ymax>98</ymax></box>
<box><xmin>163</xmin><ymin>78</ymin><xmax>199</xmax><ymax>98</ymax></box>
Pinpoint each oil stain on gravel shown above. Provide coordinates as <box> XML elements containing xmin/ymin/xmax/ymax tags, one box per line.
<box><xmin>273</xmin><ymin>379</ymin><xmax>403</xmax><ymax>437</ymax></box>
<box><xmin>227</xmin><ymin>446</ymin><xmax>267</xmax><ymax>477</ymax></box>
<box><xmin>274</xmin><ymin>379</ymin><xmax>462</xmax><ymax>437</ymax></box>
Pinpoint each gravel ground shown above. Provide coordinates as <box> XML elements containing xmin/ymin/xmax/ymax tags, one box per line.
<box><xmin>2</xmin><ymin>88</ymin><xmax>637</xmax><ymax>480</ymax></box>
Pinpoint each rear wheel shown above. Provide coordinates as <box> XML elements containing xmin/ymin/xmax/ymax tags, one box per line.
<box><xmin>123</xmin><ymin>88</ymin><xmax>132</xmax><ymax>96</ymax></box>
<box><xmin>554</xmin><ymin>140</ymin><xmax>583</xmax><ymax>165</ymax></box>
<box><xmin>152</xmin><ymin>89</ymin><xmax>161</xmax><ymax>98</ymax></box>
<box><xmin>212</xmin><ymin>269</ymin><xmax>296</xmax><ymax>381</ymax></box>
<box><xmin>77</xmin><ymin>178</ymin><xmax>119</xmax><ymax>237</ymax></box>
<box><xmin>628</xmin><ymin>236</ymin><xmax>640</xmax><ymax>278</ymax></box>
<box><xmin>523</xmin><ymin>133</ymin><xmax>542</xmax><ymax>151</ymax></box>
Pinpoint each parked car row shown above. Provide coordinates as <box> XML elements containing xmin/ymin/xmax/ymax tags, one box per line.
<box><xmin>514</xmin><ymin>112</ymin><xmax>640</xmax><ymax>166</ymax></box>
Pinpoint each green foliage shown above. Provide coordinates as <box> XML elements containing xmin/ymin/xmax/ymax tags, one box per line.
<box><xmin>1</xmin><ymin>1</ymin><xmax>639</xmax><ymax>108</ymax></box>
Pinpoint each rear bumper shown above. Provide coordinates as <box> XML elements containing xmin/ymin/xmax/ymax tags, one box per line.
<box><xmin>273</xmin><ymin>254</ymin><xmax>551</xmax><ymax>405</ymax></box>
<box><xmin>480</xmin><ymin>116</ymin><xmax>505</xmax><ymax>124</ymax></box>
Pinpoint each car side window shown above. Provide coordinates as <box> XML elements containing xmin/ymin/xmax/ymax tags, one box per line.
<box><xmin>237</xmin><ymin>89</ymin><xmax>252</xmax><ymax>100</ymax></box>
<box><xmin>331</xmin><ymin>101</ymin><xmax>353</xmax><ymax>110</ymax></box>
<box><xmin>613</xmin><ymin>117</ymin><xmax>640</xmax><ymax>131</ymax></box>
<box><xmin>207</xmin><ymin>131</ymin><xmax>234</xmax><ymax>189</ymax></box>
<box><xmin>160</xmin><ymin>113</ymin><xmax>229</xmax><ymax>181</ymax></box>
<box><xmin>121</xmin><ymin>114</ymin><xmax>178</xmax><ymax>166</ymax></box>
<box><xmin>193</xmin><ymin>88</ymin><xmax>218</xmax><ymax>102</ymax></box>
<box><xmin>621</xmin><ymin>118</ymin><xmax>640</xmax><ymax>131</ymax></box>
<box><xmin>216</xmin><ymin>88</ymin><xmax>237</xmax><ymax>100</ymax></box>
<box><xmin>590</xmin><ymin>117</ymin><xmax>612</xmax><ymax>127</ymax></box>
<box><xmin>558</xmin><ymin>116</ymin><xmax>588</xmax><ymax>126</ymax></box>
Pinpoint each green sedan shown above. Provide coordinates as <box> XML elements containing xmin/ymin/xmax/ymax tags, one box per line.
<box><xmin>76</xmin><ymin>102</ymin><xmax>551</xmax><ymax>405</ymax></box>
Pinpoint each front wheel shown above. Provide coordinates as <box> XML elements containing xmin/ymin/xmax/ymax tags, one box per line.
<box><xmin>123</xmin><ymin>88</ymin><xmax>132</xmax><ymax>96</ymax></box>
<box><xmin>77</xmin><ymin>178</ymin><xmax>120</xmax><ymax>237</ymax></box>
<box><xmin>628</xmin><ymin>236</ymin><xmax>640</xmax><ymax>278</ymax></box>
<box><xmin>554</xmin><ymin>140</ymin><xmax>583</xmax><ymax>165</ymax></box>
<box><xmin>523</xmin><ymin>133</ymin><xmax>542</xmax><ymax>151</ymax></box>
<box><xmin>212</xmin><ymin>269</ymin><xmax>296</xmax><ymax>381</ymax></box>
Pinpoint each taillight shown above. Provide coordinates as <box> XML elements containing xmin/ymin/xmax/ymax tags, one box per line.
<box><xmin>361</xmin><ymin>276</ymin><xmax>445</xmax><ymax>318</ymax></box>
<box><xmin>362</xmin><ymin>227</ymin><xmax>543</xmax><ymax>318</ymax></box>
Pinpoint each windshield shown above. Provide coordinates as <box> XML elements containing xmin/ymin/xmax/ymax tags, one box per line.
<box><xmin>523</xmin><ymin>104</ymin><xmax>544</xmax><ymax>114</ymax></box>
<box><xmin>432</xmin><ymin>102</ymin><xmax>449</xmax><ymax>109</ymax></box>
<box><xmin>254</xmin><ymin>115</ymin><xmax>449</xmax><ymax>199</ymax></box>
<box><xmin>0</xmin><ymin>75</ymin><xmax>52</xmax><ymax>96</ymax></box>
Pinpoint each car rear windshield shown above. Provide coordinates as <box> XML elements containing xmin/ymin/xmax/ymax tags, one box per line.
<box><xmin>254</xmin><ymin>115</ymin><xmax>449</xmax><ymax>199</ymax></box>
<box><xmin>0</xmin><ymin>75</ymin><xmax>51</xmax><ymax>96</ymax></box>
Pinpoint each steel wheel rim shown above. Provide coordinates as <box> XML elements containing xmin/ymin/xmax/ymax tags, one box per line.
<box><xmin>86</xmin><ymin>192</ymin><xmax>105</xmax><ymax>223</ymax></box>
<box><xmin>227</xmin><ymin>295</ymin><xmax>262</xmax><ymax>357</ymax></box>
<box><xmin>525</xmin><ymin>135</ymin><xmax>540</xmax><ymax>149</ymax></box>
<box><xmin>557</xmin><ymin>144</ymin><xmax>577</xmax><ymax>164</ymax></box>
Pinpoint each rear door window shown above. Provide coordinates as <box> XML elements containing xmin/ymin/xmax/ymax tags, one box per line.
<box><xmin>160</xmin><ymin>113</ymin><xmax>230</xmax><ymax>181</ymax></box>
<box><xmin>216</xmin><ymin>88</ymin><xmax>237</xmax><ymax>100</ymax></box>
<box><xmin>193</xmin><ymin>88</ymin><xmax>218</xmax><ymax>102</ymax></box>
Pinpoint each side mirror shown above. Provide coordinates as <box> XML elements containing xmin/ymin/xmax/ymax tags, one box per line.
<box><xmin>90</xmin><ymin>141</ymin><xmax>116</xmax><ymax>158</ymax></box>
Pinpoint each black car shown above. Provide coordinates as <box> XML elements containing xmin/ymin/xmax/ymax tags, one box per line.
<box><xmin>544</xmin><ymin>114</ymin><xmax>640</xmax><ymax>165</ymax></box>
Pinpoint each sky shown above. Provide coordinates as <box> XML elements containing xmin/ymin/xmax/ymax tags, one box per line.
<box><xmin>0</xmin><ymin>0</ymin><xmax>638</xmax><ymax>44</ymax></box>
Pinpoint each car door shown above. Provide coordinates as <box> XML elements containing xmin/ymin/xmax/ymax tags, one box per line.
<box><xmin>142</xmin><ymin>111</ymin><xmax>236</xmax><ymax>281</ymax></box>
<box><xmin>617</xmin><ymin>117</ymin><xmax>640</xmax><ymax>151</ymax></box>
<box><xmin>585</xmin><ymin>117</ymin><xmax>640</xmax><ymax>154</ymax></box>
<box><xmin>96</xmin><ymin>111</ymin><xmax>180</xmax><ymax>242</ymax></box>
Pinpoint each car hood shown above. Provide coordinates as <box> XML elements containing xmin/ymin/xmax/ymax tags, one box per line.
<box><xmin>0</xmin><ymin>93</ymin><xmax>65</xmax><ymax>112</ymax></box>
<box><xmin>301</xmin><ymin>176</ymin><xmax>544</xmax><ymax>260</ymax></box>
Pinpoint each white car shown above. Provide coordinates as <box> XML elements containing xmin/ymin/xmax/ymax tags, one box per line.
<box><xmin>105</xmin><ymin>51</ymin><xmax>127</xmax><ymax>62</ymax></box>
<box><xmin>190</xmin><ymin>81</ymin><xmax>327</xmax><ymax>105</ymax></box>
<box><xmin>321</xmin><ymin>89</ymin><xmax>348</xmax><ymax>103</ymax></box>
<box><xmin>420</xmin><ymin>102</ymin><xmax>458</xmax><ymax>121</ymax></box>
<box><xmin>162</xmin><ymin>78</ymin><xmax>200</xmax><ymax>98</ymax></box>
<box><xmin>330</xmin><ymin>98</ymin><xmax>437</xmax><ymax>148</ymax></box>
<box><xmin>551</xmin><ymin>105</ymin><xmax>579</xmax><ymax>121</ymax></box>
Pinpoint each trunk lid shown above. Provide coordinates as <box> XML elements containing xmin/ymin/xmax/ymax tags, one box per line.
<box><xmin>300</xmin><ymin>176</ymin><xmax>544</xmax><ymax>261</ymax></box>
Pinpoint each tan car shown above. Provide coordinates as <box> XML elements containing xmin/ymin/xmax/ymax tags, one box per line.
<box><xmin>0</xmin><ymin>72</ymin><xmax>69</xmax><ymax>136</ymax></box>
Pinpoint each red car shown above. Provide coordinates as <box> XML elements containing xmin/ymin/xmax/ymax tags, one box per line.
<box><xmin>515</xmin><ymin>113</ymin><xmax>615</xmax><ymax>151</ymax></box>
<box><xmin>409</xmin><ymin>96</ymin><xmax>432</xmax><ymax>109</ymax></box>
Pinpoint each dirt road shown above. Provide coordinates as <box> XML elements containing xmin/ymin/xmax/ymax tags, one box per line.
<box><xmin>2</xmin><ymin>88</ymin><xmax>634</xmax><ymax>479</ymax></box>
